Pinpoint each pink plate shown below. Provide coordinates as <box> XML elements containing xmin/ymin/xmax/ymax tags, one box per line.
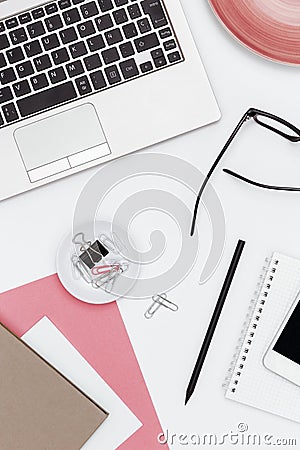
<box><xmin>209</xmin><ymin>0</ymin><xmax>300</xmax><ymax>65</ymax></box>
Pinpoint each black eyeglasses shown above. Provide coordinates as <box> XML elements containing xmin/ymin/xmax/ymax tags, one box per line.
<box><xmin>190</xmin><ymin>108</ymin><xmax>300</xmax><ymax>237</ymax></box>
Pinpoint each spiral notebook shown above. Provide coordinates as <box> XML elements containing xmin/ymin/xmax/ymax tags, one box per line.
<box><xmin>224</xmin><ymin>252</ymin><xmax>300</xmax><ymax>423</ymax></box>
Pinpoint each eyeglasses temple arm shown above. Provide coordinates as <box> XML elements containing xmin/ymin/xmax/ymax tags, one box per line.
<box><xmin>223</xmin><ymin>168</ymin><xmax>300</xmax><ymax>192</ymax></box>
<box><xmin>190</xmin><ymin>110</ymin><xmax>251</xmax><ymax>236</ymax></box>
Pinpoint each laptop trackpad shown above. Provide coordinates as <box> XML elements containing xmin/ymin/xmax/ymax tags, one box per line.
<box><xmin>14</xmin><ymin>104</ymin><xmax>111</xmax><ymax>182</ymax></box>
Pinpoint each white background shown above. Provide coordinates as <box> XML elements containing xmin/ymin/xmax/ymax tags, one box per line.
<box><xmin>1</xmin><ymin>0</ymin><xmax>300</xmax><ymax>449</ymax></box>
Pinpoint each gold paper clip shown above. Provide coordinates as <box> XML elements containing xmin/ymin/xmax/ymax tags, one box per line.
<box><xmin>144</xmin><ymin>293</ymin><xmax>179</xmax><ymax>319</ymax></box>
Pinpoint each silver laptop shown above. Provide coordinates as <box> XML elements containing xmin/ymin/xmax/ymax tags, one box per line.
<box><xmin>0</xmin><ymin>0</ymin><xmax>220</xmax><ymax>201</ymax></box>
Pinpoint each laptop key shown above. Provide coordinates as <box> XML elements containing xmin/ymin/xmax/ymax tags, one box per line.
<box><xmin>7</xmin><ymin>47</ymin><xmax>25</xmax><ymax>64</ymax></box>
<box><xmin>113</xmin><ymin>8</ymin><xmax>128</xmax><ymax>25</ymax></box>
<box><xmin>140</xmin><ymin>61</ymin><xmax>153</xmax><ymax>73</ymax></box>
<box><xmin>102</xmin><ymin>47</ymin><xmax>119</xmax><ymax>64</ymax></box>
<box><xmin>52</xmin><ymin>48</ymin><xmax>70</xmax><ymax>65</ymax></box>
<box><xmin>0</xmin><ymin>68</ymin><xmax>16</xmax><ymax>85</ymax></box>
<box><xmin>17</xmin><ymin>81</ymin><xmax>77</xmax><ymax>117</ymax></box>
<box><xmin>13</xmin><ymin>80</ymin><xmax>31</xmax><ymax>97</ymax></box>
<box><xmin>128</xmin><ymin>4</ymin><xmax>141</xmax><ymax>19</ymax></box>
<box><xmin>63</xmin><ymin>8</ymin><xmax>81</xmax><ymax>25</ymax></box>
<box><xmin>2</xmin><ymin>103</ymin><xmax>19</xmax><ymax>122</ymax></box>
<box><xmin>87</xmin><ymin>34</ymin><xmax>105</xmax><ymax>51</ymax></box>
<box><xmin>84</xmin><ymin>53</ymin><xmax>102</xmax><ymax>70</ymax></box>
<box><xmin>159</xmin><ymin>27</ymin><xmax>171</xmax><ymax>39</ymax></box>
<box><xmin>60</xmin><ymin>27</ymin><xmax>78</xmax><ymax>44</ymax></box>
<box><xmin>138</xmin><ymin>18</ymin><xmax>151</xmax><ymax>34</ymax></box>
<box><xmin>34</xmin><ymin>54</ymin><xmax>52</xmax><ymax>71</ymax></box>
<box><xmin>120</xmin><ymin>58</ymin><xmax>138</xmax><ymax>79</ymax></box>
<box><xmin>153</xmin><ymin>55</ymin><xmax>166</xmax><ymax>67</ymax></box>
<box><xmin>16</xmin><ymin>61</ymin><xmax>34</xmax><ymax>78</ymax></box>
<box><xmin>164</xmin><ymin>39</ymin><xmax>176</xmax><ymax>51</ymax></box>
<box><xmin>59</xmin><ymin>0</ymin><xmax>71</xmax><ymax>9</ymax></box>
<box><xmin>0</xmin><ymin>35</ymin><xmax>10</xmax><ymax>51</ymax></box>
<box><xmin>98</xmin><ymin>0</ymin><xmax>114</xmax><ymax>12</ymax></box>
<box><xmin>168</xmin><ymin>51</ymin><xmax>181</xmax><ymax>63</ymax></box>
<box><xmin>46</xmin><ymin>4</ymin><xmax>59</xmax><ymax>15</ymax></box>
<box><xmin>123</xmin><ymin>23</ymin><xmax>137</xmax><ymax>39</ymax></box>
<box><xmin>78</xmin><ymin>20</ymin><xmax>96</xmax><ymax>37</ymax></box>
<box><xmin>49</xmin><ymin>66</ymin><xmax>67</xmax><ymax>84</ymax></box>
<box><xmin>0</xmin><ymin>86</ymin><xmax>13</xmax><ymax>104</ymax></box>
<box><xmin>70</xmin><ymin>41</ymin><xmax>87</xmax><ymax>58</ymax></box>
<box><xmin>27</xmin><ymin>22</ymin><xmax>46</xmax><ymax>38</ymax></box>
<box><xmin>42</xmin><ymin>34</ymin><xmax>60</xmax><ymax>51</ymax></box>
<box><xmin>24</xmin><ymin>40</ymin><xmax>42</xmax><ymax>58</ymax></box>
<box><xmin>95</xmin><ymin>14</ymin><xmax>113</xmax><ymax>31</ymax></box>
<box><xmin>105</xmin><ymin>28</ymin><xmax>123</xmax><ymax>45</ymax></box>
<box><xmin>81</xmin><ymin>2</ymin><xmax>99</xmax><ymax>18</ymax></box>
<box><xmin>9</xmin><ymin>28</ymin><xmax>28</xmax><ymax>45</ymax></box>
<box><xmin>141</xmin><ymin>0</ymin><xmax>167</xmax><ymax>28</ymax></box>
<box><xmin>5</xmin><ymin>18</ymin><xmax>19</xmax><ymax>29</ymax></box>
<box><xmin>32</xmin><ymin>8</ymin><xmax>45</xmax><ymax>20</ymax></box>
<box><xmin>19</xmin><ymin>13</ymin><xmax>32</xmax><ymax>25</ymax></box>
<box><xmin>151</xmin><ymin>47</ymin><xmax>163</xmax><ymax>59</ymax></box>
<box><xmin>0</xmin><ymin>54</ymin><xmax>6</xmax><ymax>68</ymax></box>
<box><xmin>45</xmin><ymin>15</ymin><xmax>64</xmax><ymax>32</ymax></box>
<box><xmin>115</xmin><ymin>0</ymin><xmax>128</xmax><ymax>5</ymax></box>
<box><xmin>120</xmin><ymin>41</ymin><xmax>134</xmax><ymax>57</ymax></box>
<box><xmin>0</xmin><ymin>23</ymin><xmax>5</xmax><ymax>33</ymax></box>
<box><xmin>31</xmin><ymin>73</ymin><xmax>49</xmax><ymax>90</ymax></box>
<box><xmin>90</xmin><ymin>70</ymin><xmax>106</xmax><ymax>90</ymax></box>
<box><xmin>105</xmin><ymin>64</ymin><xmax>121</xmax><ymax>84</ymax></box>
<box><xmin>134</xmin><ymin>33</ymin><xmax>159</xmax><ymax>53</ymax></box>
<box><xmin>75</xmin><ymin>75</ymin><xmax>92</xmax><ymax>95</ymax></box>
<box><xmin>66</xmin><ymin>60</ymin><xmax>84</xmax><ymax>76</ymax></box>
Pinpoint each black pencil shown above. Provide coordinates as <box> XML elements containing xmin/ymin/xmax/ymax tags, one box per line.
<box><xmin>185</xmin><ymin>239</ymin><xmax>246</xmax><ymax>405</ymax></box>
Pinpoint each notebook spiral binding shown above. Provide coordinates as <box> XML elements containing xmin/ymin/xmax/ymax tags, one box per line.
<box><xmin>222</xmin><ymin>256</ymin><xmax>279</xmax><ymax>393</ymax></box>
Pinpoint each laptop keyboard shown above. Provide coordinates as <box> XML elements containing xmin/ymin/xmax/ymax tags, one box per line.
<box><xmin>0</xmin><ymin>0</ymin><xmax>183</xmax><ymax>128</ymax></box>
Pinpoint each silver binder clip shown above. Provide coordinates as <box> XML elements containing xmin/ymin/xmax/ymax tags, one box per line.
<box><xmin>144</xmin><ymin>293</ymin><xmax>179</xmax><ymax>319</ymax></box>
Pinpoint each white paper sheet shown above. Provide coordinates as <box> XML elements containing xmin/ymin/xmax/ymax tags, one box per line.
<box><xmin>22</xmin><ymin>316</ymin><xmax>142</xmax><ymax>450</ymax></box>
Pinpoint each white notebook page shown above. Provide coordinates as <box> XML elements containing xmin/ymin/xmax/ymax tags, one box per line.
<box><xmin>225</xmin><ymin>253</ymin><xmax>300</xmax><ymax>423</ymax></box>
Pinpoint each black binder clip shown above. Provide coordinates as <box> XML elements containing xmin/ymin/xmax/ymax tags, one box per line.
<box><xmin>74</xmin><ymin>232</ymin><xmax>109</xmax><ymax>270</ymax></box>
<box><xmin>71</xmin><ymin>232</ymin><xmax>128</xmax><ymax>290</ymax></box>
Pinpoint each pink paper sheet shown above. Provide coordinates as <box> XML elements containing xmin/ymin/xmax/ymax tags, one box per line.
<box><xmin>0</xmin><ymin>274</ymin><xmax>167</xmax><ymax>449</ymax></box>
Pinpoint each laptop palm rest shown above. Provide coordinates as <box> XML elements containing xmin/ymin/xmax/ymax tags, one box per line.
<box><xmin>14</xmin><ymin>104</ymin><xmax>111</xmax><ymax>183</ymax></box>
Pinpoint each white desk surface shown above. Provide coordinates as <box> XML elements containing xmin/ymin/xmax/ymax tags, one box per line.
<box><xmin>1</xmin><ymin>1</ymin><xmax>300</xmax><ymax>448</ymax></box>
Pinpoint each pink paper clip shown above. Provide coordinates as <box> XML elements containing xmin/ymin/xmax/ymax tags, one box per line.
<box><xmin>91</xmin><ymin>264</ymin><xmax>120</xmax><ymax>276</ymax></box>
